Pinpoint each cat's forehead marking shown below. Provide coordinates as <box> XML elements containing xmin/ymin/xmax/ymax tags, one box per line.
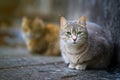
<box><xmin>69</xmin><ymin>21</ymin><xmax>78</xmax><ymax>27</ymax></box>
<box><xmin>68</xmin><ymin>21</ymin><xmax>79</xmax><ymax>32</ymax></box>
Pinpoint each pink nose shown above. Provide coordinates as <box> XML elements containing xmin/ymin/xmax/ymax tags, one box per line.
<box><xmin>72</xmin><ymin>35</ymin><xmax>77</xmax><ymax>41</ymax></box>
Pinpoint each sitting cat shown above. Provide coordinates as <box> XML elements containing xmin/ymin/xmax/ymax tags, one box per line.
<box><xmin>60</xmin><ymin>16</ymin><xmax>113</xmax><ymax>70</ymax></box>
<box><xmin>21</xmin><ymin>17</ymin><xmax>60</xmax><ymax>56</ymax></box>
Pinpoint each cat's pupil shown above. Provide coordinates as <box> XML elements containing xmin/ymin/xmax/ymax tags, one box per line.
<box><xmin>67</xmin><ymin>32</ymin><xmax>71</xmax><ymax>35</ymax></box>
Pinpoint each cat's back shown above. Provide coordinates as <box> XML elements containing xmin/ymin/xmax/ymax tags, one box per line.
<box><xmin>86</xmin><ymin>22</ymin><xmax>112</xmax><ymax>42</ymax></box>
<box><xmin>86</xmin><ymin>22</ymin><xmax>103</xmax><ymax>36</ymax></box>
<box><xmin>86</xmin><ymin>21</ymin><xmax>113</xmax><ymax>52</ymax></box>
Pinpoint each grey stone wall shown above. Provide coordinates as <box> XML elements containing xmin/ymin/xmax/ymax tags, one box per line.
<box><xmin>90</xmin><ymin>0</ymin><xmax>120</xmax><ymax>66</ymax></box>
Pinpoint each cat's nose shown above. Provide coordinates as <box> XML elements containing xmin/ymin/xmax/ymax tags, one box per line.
<box><xmin>72</xmin><ymin>35</ymin><xmax>77</xmax><ymax>41</ymax></box>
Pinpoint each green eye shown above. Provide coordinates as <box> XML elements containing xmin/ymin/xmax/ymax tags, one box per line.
<box><xmin>77</xmin><ymin>31</ymin><xmax>81</xmax><ymax>35</ymax></box>
<box><xmin>67</xmin><ymin>32</ymin><xmax>71</xmax><ymax>35</ymax></box>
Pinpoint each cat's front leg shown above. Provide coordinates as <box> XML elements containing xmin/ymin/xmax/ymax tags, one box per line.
<box><xmin>75</xmin><ymin>64</ymin><xmax>87</xmax><ymax>70</ymax></box>
<box><xmin>68</xmin><ymin>63</ymin><xmax>76</xmax><ymax>69</ymax></box>
<box><xmin>61</xmin><ymin>52</ymin><xmax>69</xmax><ymax>64</ymax></box>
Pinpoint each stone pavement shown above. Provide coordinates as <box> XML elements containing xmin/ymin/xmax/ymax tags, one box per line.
<box><xmin>0</xmin><ymin>47</ymin><xmax>120</xmax><ymax>80</ymax></box>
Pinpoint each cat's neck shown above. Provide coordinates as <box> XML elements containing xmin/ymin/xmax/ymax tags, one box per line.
<box><xmin>65</xmin><ymin>41</ymin><xmax>89</xmax><ymax>55</ymax></box>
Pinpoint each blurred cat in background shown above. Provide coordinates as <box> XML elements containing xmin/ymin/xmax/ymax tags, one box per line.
<box><xmin>21</xmin><ymin>17</ymin><xmax>60</xmax><ymax>56</ymax></box>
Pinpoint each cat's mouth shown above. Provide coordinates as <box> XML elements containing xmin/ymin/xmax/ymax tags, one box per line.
<box><xmin>73</xmin><ymin>42</ymin><xmax>76</xmax><ymax>44</ymax></box>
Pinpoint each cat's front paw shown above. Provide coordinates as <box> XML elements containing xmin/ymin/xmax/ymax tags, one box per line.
<box><xmin>68</xmin><ymin>64</ymin><xmax>76</xmax><ymax>69</ymax></box>
<box><xmin>75</xmin><ymin>64</ymin><xmax>87</xmax><ymax>70</ymax></box>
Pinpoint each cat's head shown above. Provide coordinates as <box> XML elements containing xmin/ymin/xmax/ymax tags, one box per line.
<box><xmin>60</xmin><ymin>16</ymin><xmax>88</xmax><ymax>45</ymax></box>
<box><xmin>32</xmin><ymin>17</ymin><xmax>45</xmax><ymax>34</ymax></box>
<box><xmin>21</xmin><ymin>17</ymin><xmax>45</xmax><ymax>38</ymax></box>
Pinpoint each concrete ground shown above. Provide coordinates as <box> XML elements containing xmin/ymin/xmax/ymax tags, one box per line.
<box><xmin>0</xmin><ymin>47</ymin><xmax>120</xmax><ymax>80</ymax></box>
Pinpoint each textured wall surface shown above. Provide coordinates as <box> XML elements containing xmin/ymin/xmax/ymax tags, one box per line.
<box><xmin>90</xmin><ymin>0</ymin><xmax>120</xmax><ymax>65</ymax></box>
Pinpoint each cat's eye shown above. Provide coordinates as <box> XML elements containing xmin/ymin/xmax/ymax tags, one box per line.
<box><xmin>77</xmin><ymin>31</ymin><xmax>81</xmax><ymax>35</ymax></box>
<box><xmin>67</xmin><ymin>32</ymin><xmax>71</xmax><ymax>35</ymax></box>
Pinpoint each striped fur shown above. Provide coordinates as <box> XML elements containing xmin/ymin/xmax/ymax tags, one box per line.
<box><xmin>60</xmin><ymin>16</ymin><xmax>113</xmax><ymax>70</ymax></box>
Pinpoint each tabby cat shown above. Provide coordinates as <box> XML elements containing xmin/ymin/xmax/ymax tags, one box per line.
<box><xmin>21</xmin><ymin>17</ymin><xmax>60</xmax><ymax>56</ymax></box>
<box><xmin>60</xmin><ymin>16</ymin><xmax>113</xmax><ymax>70</ymax></box>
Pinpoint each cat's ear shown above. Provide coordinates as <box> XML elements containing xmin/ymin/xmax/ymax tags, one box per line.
<box><xmin>33</xmin><ymin>17</ymin><xmax>45</xmax><ymax>28</ymax></box>
<box><xmin>21</xmin><ymin>17</ymin><xmax>30</xmax><ymax>28</ymax></box>
<box><xmin>60</xmin><ymin>17</ymin><xmax>67</xmax><ymax>28</ymax></box>
<box><xmin>78</xmin><ymin>16</ymin><xmax>86</xmax><ymax>27</ymax></box>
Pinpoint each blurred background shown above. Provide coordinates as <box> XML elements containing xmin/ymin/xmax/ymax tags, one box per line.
<box><xmin>0</xmin><ymin>0</ymin><xmax>107</xmax><ymax>48</ymax></box>
<box><xmin>0</xmin><ymin>0</ymin><xmax>67</xmax><ymax>47</ymax></box>
<box><xmin>0</xmin><ymin>0</ymin><xmax>120</xmax><ymax>64</ymax></box>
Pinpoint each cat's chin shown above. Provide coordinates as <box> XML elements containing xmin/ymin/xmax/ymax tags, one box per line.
<box><xmin>71</xmin><ymin>42</ymin><xmax>78</xmax><ymax>45</ymax></box>
<box><xmin>72</xmin><ymin>42</ymin><xmax>77</xmax><ymax>44</ymax></box>
<box><xmin>66</xmin><ymin>41</ymin><xmax>79</xmax><ymax>45</ymax></box>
